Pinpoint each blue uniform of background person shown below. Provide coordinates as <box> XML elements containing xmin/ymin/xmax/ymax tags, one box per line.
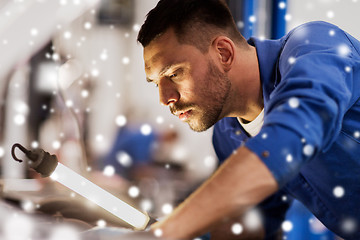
<box><xmin>213</xmin><ymin>21</ymin><xmax>360</xmax><ymax>240</ymax></box>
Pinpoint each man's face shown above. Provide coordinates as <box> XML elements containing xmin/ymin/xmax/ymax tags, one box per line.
<box><xmin>143</xmin><ymin>29</ymin><xmax>231</xmax><ymax>132</ymax></box>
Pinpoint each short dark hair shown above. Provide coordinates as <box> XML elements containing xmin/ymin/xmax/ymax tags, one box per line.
<box><xmin>137</xmin><ymin>0</ymin><xmax>246</xmax><ymax>53</ymax></box>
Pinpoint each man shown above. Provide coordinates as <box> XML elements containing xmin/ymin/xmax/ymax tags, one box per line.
<box><xmin>137</xmin><ymin>0</ymin><xmax>360</xmax><ymax>239</ymax></box>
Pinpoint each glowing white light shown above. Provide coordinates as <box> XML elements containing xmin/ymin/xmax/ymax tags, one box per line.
<box><xmin>0</xmin><ymin>147</ymin><xmax>4</xmax><ymax>157</ymax></box>
<box><xmin>154</xmin><ymin>228</ymin><xmax>163</xmax><ymax>237</ymax></box>
<box><xmin>91</xmin><ymin>68</ymin><xmax>100</xmax><ymax>77</ymax></box>
<box><xmin>162</xmin><ymin>203</ymin><xmax>173</xmax><ymax>215</ymax></box>
<box><xmin>204</xmin><ymin>155</ymin><xmax>216</xmax><ymax>168</ymax></box>
<box><xmin>341</xmin><ymin>218</ymin><xmax>357</xmax><ymax>234</ymax></box>
<box><xmin>278</xmin><ymin>1</ymin><xmax>286</xmax><ymax>9</ymax></box>
<box><xmin>329</xmin><ymin>30</ymin><xmax>335</xmax><ymax>36</ymax></box>
<box><xmin>140</xmin><ymin>124</ymin><xmax>152</xmax><ymax>135</ymax></box>
<box><xmin>59</xmin><ymin>0</ymin><xmax>67</xmax><ymax>5</ymax></box>
<box><xmin>128</xmin><ymin>186</ymin><xmax>140</xmax><ymax>198</ymax></box>
<box><xmin>116</xmin><ymin>151</ymin><xmax>132</xmax><ymax>167</ymax></box>
<box><xmin>282</xmin><ymin>220</ymin><xmax>293</xmax><ymax>232</ymax></box>
<box><xmin>66</xmin><ymin>100</ymin><xmax>73</xmax><ymax>107</ymax></box>
<box><xmin>50</xmin><ymin>162</ymin><xmax>149</xmax><ymax>229</ymax></box>
<box><xmin>327</xmin><ymin>11</ymin><xmax>334</xmax><ymax>19</ymax></box>
<box><xmin>84</xmin><ymin>22</ymin><xmax>92</xmax><ymax>30</ymax></box>
<box><xmin>243</xmin><ymin>209</ymin><xmax>262</xmax><ymax>231</ymax></box>
<box><xmin>288</xmin><ymin>97</ymin><xmax>300</xmax><ymax>108</ymax></box>
<box><xmin>97</xmin><ymin>219</ymin><xmax>107</xmax><ymax>228</ymax></box>
<box><xmin>282</xmin><ymin>195</ymin><xmax>288</xmax><ymax>201</ymax></box>
<box><xmin>64</xmin><ymin>31</ymin><xmax>72</xmax><ymax>39</ymax></box>
<box><xmin>103</xmin><ymin>165</ymin><xmax>115</xmax><ymax>177</ymax></box>
<box><xmin>52</xmin><ymin>140</ymin><xmax>61</xmax><ymax>150</ymax></box>
<box><xmin>285</xmin><ymin>14</ymin><xmax>292</xmax><ymax>21</ymax></box>
<box><xmin>100</xmin><ymin>50</ymin><xmax>108</xmax><ymax>61</ymax></box>
<box><xmin>14</xmin><ymin>114</ymin><xmax>26</xmax><ymax>125</ymax></box>
<box><xmin>345</xmin><ymin>66</ymin><xmax>352</xmax><ymax>73</ymax></box>
<box><xmin>338</xmin><ymin>44</ymin><xmax>351</xmax><ymax>57</ymax></box>
<box><xmin>231</xmin><ymin>223</ymin><xmax>243</xmax><ymax>235</ymax></box>
<box><xmin>261</xmin><ymin>133</ymin><xmax>268</xmax><ymax>139</ymax></box>
<box><xmin>81</xmin><ymin>89</ymin><xmax>89</xmax><ymax>98</ymax></box>
<box><xmin>122</xmin><ymin>57</ymin><xmax>130</xmax><ymax>65</ymax></box>
<box><xmin>354</xmin><ymin>131</ymin><xmax>360</xmax><ymax>138</ymax></box>
<box><xmin>286</xmin><ymin>154</ymin><xmax>293</xmax><ymax>162</ymax></box>
<box><xmin>21</xmin><ymin>200</ymin><xmax>35</xmax><ymax>212</ymax></box>
<box><xmin>30</xmin><ymin>28</ymin><xmax>38</xmax><ymax>36</ymax></box>
<box><xmin>96</xmin><ymin>134</ymin><xmax>104</xmax><ymax>142</ymax></box>
<box><xmin>115</xmin><ymin>115</ymin><xmax>127</xmax><ymax>127</ymax></box>
<box><xmin>156</xmin><ymin>116</ymin><xmax>164</xmax><ymax>124</ymax></box>
<box><xmin>333</xmin><ymin>186</ymin><xmax>345</xmax><ymax>198</ymax></box>
<box><xmin>140</xmin><ymin>199</ymin><xmax>153</xmax><ymax>212</ymax></box>
<box><xmin>49</xmin><ymin>225</ymin><xmax>80</xmax><ymax>240</ymax></box>
<box><xmin>303</xmin><ymin>144</ymin><xmax>315</xmax><ymax>156</ymax></box>
<box><xmin>133</xmin><ymin>24</ymin><xmax>140</xmax><ymax>32</ymax></box>
<box><xmin>249</xmin><ymin>15</ymin><xmax>256</xmax><ymax>23</ymax></box>
<box><xmin>288</xmin><ymin>56</ymin><xmax>296</xmax><ymax>64</ymax></box>
<box><xmin>52</xmin><ymin>53</ymin><xmax>60</xmax><ymax>61</ymax></box>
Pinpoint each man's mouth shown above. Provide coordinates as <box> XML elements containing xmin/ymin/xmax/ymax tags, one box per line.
<box><xmin>174</xmin><ymin>110</ymin><xmax>192</xmax><ymax>121</ymax></box>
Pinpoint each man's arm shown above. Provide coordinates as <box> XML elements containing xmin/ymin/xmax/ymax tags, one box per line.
<box><xmin>150</xmin><ymin>146</ymin><xmax>278</xmax><ymax>239</ymax></box>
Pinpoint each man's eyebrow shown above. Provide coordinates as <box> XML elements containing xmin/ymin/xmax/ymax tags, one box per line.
<box><xmin>146</xmin><ymin>63</ymin><xmax>180</xmax><ymax>83</ymax></box>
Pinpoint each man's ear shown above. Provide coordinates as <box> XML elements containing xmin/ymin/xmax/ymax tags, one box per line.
<box><xmin>212</xmin><ymin>36</ymin><xmax>235</xmax><ymax>72</ymax></box>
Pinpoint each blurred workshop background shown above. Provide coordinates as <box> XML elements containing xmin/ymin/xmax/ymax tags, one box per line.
<box><xmin>0</xmin><ymin>0</ymin><xmax>359</xmax><ymax>239</ymax></box>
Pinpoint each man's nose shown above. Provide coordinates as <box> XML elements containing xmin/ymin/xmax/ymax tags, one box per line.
<box><xmin>158</xmin><ymin>79</ymin><xmax>180</xmax><ymax>106</ymax></box>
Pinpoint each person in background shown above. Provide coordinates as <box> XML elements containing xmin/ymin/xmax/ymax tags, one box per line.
<box><xmin>137</xmin><ymin>0</ymin><xmax>360</xmax><ymax>239</ymax></box>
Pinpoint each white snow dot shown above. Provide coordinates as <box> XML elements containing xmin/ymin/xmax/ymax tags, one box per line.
<box><xmin>96</xmin><ymin>134</ymin><xmax>104</xmax><ymax>142</ymax></box>
<box><xmin>3</xmin><ymin>39</ymin><xmax>8</xmax><ymax>45</ymax></box>
<box><xmin>303</xmin><ymin>144</ymin><xmax>315</xmax><ymax>157</ymax></box>
<box><xmin>261</xmin><ymin>133</ymin><xmax>268</xmax><ymax>139</ymax></box>
<box><xmin>285</xmin><ymin>14</ymin><xmax>292</xmax><ymax>21</ymax></box>
<box><xmin>63</xmin><ymin>31</ymin><xmax>72</xmax><ymax>39</ymax></box>
<box><xmin>341</xmin><ymin>218</ymin><xmax>357</xmax><ymax>234</ymax></box>
<box><xmin>52</xmin><ymin>140</ymin><xmax>61</xmax><ymax>150</ymax></box>
<box><xmin>30</xmin><ymin>28</ymin><xmax>38</xmax><ymax>36</ymax></box>
<box><xmin>133</xmin><ymin>24</ymin><xmax>140</xmax><ymax>32</ymax></box>
<box><xmin>103</xmin><ymin>165</ymin><xmax>115</xmax><ymax>177</ymax></box>
<box><xmin>65</xmin><ymin>100</ymin><xmax>73</xmax><ymax>107</ymax></box>
<box><xmin>122</xmin><ymin>57</ymin><xmax>130</xmax><ymax>65</ymax></box>
<box><xmin>96</xmin><ymin>219</ymin><xmax>106</xmax><ymax>228</ymax></box>
<box><xmin>128</xmin><ymin>186</ymin><xmax>140</xmax><ymax>198</ymax></box>
<box><xmin>329</xmin><ymin>30</ymin><xmax>335</xmax><ymax>36</ymax></box>
<box><xmin>154</xmin><ymin>228</ymin><xmax>163</xmax><ymax>237</ymax></box>
<box><xmin>288</xmin><ymin>97</ymin><xmax>300</xmax><ymax>108</ymax></box>
<box><xmin>333</xmin><ymin>186</ymin><xmax>345</xmax><ymax>198</ymax></box>
<box><xmin>91</xmin><ymin>68</ymin><xmax>100</xmax><ymax>77</ymax></box>
<box><xmin>288</xmin><ymin>56</ymin><xmax>296</xmax><ymax>64</ymax></box>
<box><xmin>278</xmin><ymin>1</ymin><xmax>286</xmax><ymax>9</ymax></box>
<box><xmin>14</xmin><ymin>114</ymin><xmax>26</xmax><ymax>125</ymax></box>
<box><xmin>231</xmin><ymin>223</ymin><xmax>243</xmax><ymax>235</ymax></box>
<box><xmin>84</xmin><ymin>22</ymin><xmax>92</xmax><ymax>30</ymax></box>
<box><xmin>81</xmin><ymin>89</ymin><xmax>89</xmax><ymax>98</ymax></box>
<box><xmin>327</xmin><ymin>11</ymin><xmax>334</xmax><ymax>19</ymax></box>
<box><xmin>282</xmin><ymin>220</ymin><xmax>293</xmax><ymax>232</ymax></box>
<box><xmin>116</xmin><ymin>151</ymin><xmax>132</xmax><ymax>167</ymax></box>
<box><xmin>100</xmin><ymin>51</ymin><xmax>108</xmax><ymax>61</ymax></box>
<box><xmin>338</xmin><ymin>44</ymin><xmax>351</xmax><ymax>57</ymax></box>
<box><xmin>243</xmin><ymin>209</ymin><xmax>262</xmax><ymax>231</ymax></box>
<box><xmin>52</xmin><ymin>53</ymin><xmax>60</xmax><ymax>61</ymax></box>
<box><xmin>249</xmin><ymin>15</ymin><xmax>256</xmax><ymax>23</ymax></box>
<box><xmin>31</xmin><ymin>141</ymin><xmax>39</xmax><ymax>148</ymax></box>
<box><xmin>345</xmin><ymin>66</ymin><xmax>352</xmax><ymax>73</ymax></box>
<box><xmin>48</xmin><ymin>225</ymin><xmax>80</xmax><ymax>240</ymax></box>
<box><xmin>0</xmin><ymin>147</ymin><xmax>4</xmax><ymax>158</ymax></box>
<box><xmin>115</xmin><ymin>115</ymin><xmax>127</xmax><ymax>127</ymax></box>
<box><xmin>204</xmin><ymin>155</ymin><xmax>216</xmax><ymax>168</ymax></box>
<box><xmin>282</xmin><ymin>195</ymin><xmax>288</xmax><ymax>201</ymax></box>
<box><xmin>286</xmin><ymin>154</ymin><xmax>293</xmax><ymax>162</ymax></box>
<box><xmin>21</xmin><ymin>200</ymin><xmax>35</xmax><ymax>212</ymax></box>
<box><xmin>156</xmin><ymin>116</ymin><xmax>164</xmax><ymax>124</ymax></box>
<box><xmin>59</xmin><ymin>0</ymin><xmax>67</xmax><ymax>5</ymax></box>
<box><xmin>140</xmin><ymin>199</ymin><xmax>153</xmax><ymax>212</ymax></box>
<box><xmin>162</xmin><ymin>203</ymin><xmax>173</xmax><ymax>215</ymax></box>
<box><xmin>140</xmin><ymin>124</ymin><xmax>152</xmax><ymax>135</ymax></box>
<box><xmin>354</xmin><ymin>131</ymin><xmax>360</xmax><ymax>138</ymax></box>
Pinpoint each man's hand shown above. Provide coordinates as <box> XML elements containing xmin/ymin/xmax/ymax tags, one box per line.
<box><xmin>150</xmin><ymin>146</ymin><xmax>278</xmax><ymax>239</ymax></box>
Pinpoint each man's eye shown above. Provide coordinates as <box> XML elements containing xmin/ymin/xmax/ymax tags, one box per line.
<box><xmin>169</xmin><ymin>73</ymin><xmax>177</xmax><ymax>79</ymax></box>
